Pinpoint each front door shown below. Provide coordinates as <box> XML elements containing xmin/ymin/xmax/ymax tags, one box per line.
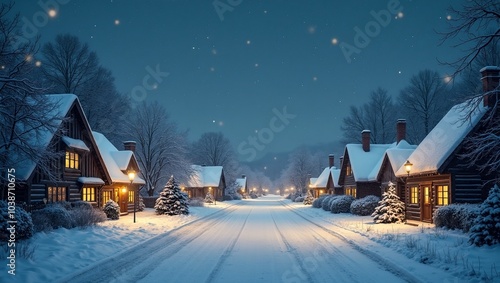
<box><xmin>421</xmin><ymin>186</ymin><xmax>432</xmax><ymax>222</ymax></box>
<box><xmin>119</xmin><ymin>189</ymin><xmax>129</xmax><ymax>214</ymax></box>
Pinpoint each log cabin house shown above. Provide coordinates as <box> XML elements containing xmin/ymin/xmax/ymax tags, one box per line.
<box><xmin>183</xmin><ymin>165</ymin><xmax>226</xmax><ymax>200</ymax></box>
<box><xmin>394</xmin><ymin>67</ymin><xmax>500</xmax><ymax>223</ymax></box>
<box><xmin>309</xmin><ymin>155</ymin><xmax>341</xmax><ymax>198</ymax></box>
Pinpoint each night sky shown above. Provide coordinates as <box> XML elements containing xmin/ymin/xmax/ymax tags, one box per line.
<box><xmin>14</xmin><ymin>0</ymin><xmax>461</xmax><ymax>161</ymax></box>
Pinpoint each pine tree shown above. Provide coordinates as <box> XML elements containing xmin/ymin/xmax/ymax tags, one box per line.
<box><xmin>103</xmin><ymin>199</ymin><xmax>120</xmax><ymax>220</ymax></box>
<box><xmin>205</xmin><ymin>192</ymin><xmax>215</xmax><ymax>204</ymax></box>
<box><xmin>303</xmin><ymin>191</ymin><xmax>315</xmax><ymax>205</ymax></box>
<box><xmin>372</xmin><ymin>182</ymin><xmax>405</xmax><ymax>224</ymax></box>
<box><xmin>154</xmin><ymin>176</ymin><xmax>189</xmax><ymax>215</ymax></box>
<box><xmin>138</xmin><ymin>195</ymin><xmax>146</xmax><ymax>212</ymax></box>
<box><xmin>469</xmin><ymin>184</ymin><xmax>500</xmax><ymax>246</ymax></box>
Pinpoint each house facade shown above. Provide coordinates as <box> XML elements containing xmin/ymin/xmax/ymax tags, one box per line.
<box><xmin>235</xmin><ymin>175</ymin><xmax>247</xmax><ymax>195</ymax></box>
<box><xmin>183</xmin><ymin>165</ymin><xmax>226</xmax><ymax>200</ymax></box>
<box><xmin>395</xmin><ymin>67</ymin><xmax>499</xmax><ymax>223</ymax></box>
<box><xmin>309</xmin><ymin>155</ymin><xmax>341</xmax><ymax>198</ymax></box>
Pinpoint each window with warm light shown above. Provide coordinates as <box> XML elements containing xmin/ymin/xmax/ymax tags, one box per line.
<box><xmin>437</xmin><ymin>185</ymin><xmax>449</xmax><ymax>205</ymax></box>
<box><xmin>65</xmin><ymin>151</ymin><xmax>79</xmax><ymax>169</ymax></box>
<box><xmin>346</xmin><ymin>164</ymin><xmax>352</xmax><ymax>176</ymax></box>
<box><xmin>102</xmin><ymin>191</ymin><xmax>112</xmax><ymax>204</ymax></box>
<box><xmin>410</xmin><ymin>186</ymin><xmax>418</xmax><ymax>204</ymax></box>
<box><xmin>48</xmin><ymin>186</ymin><xmax>67</xmax><ymax>202</ymax></box>
<box><xmin>82</xmin><ymin>187</ymin><xmax>96</xmax><ymax>202</ymax></box>
<box><xmin>345</xmin><ymin>186</ymin><xmax>356</xmax><ymax>198</ymax></box>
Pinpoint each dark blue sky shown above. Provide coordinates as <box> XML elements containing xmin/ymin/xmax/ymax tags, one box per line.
<box><xmin>15</xmin><ymin>0</ymin><xmax>460</xmax><ymax>161</ymax></box>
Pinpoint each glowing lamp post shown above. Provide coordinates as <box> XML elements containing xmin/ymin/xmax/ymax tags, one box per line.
<box><xmin>128</xmin><ymin>170</ymin><xmax>136</xmax><ymax>223</ymax></box>
<box><xmin>404</xmin><ymin>160</ymin><xmax>413</xmax><ymax>177</ymax></box>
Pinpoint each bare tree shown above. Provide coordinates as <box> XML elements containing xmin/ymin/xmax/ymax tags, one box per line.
<box><xmin>281</xmin><ymin>147</ymin><xmax>315</xmax><ymax>195</ymax></box>
<box><xmin>341</xmin><ymin>88</ymin><xmax>396</xmax><ymax>144</ymax></box>
<box><xmin>127</xmin><ymin>102</ymin><xmax>191</xmax><ymax>196</ymax></box>
<box><xmin>190</xmin><ymin>132</ymin><xmax>239</xmax><ymax>182</ymax></box>
<box><xmin>398</xmin><ymin>70</ymin><xmax>452</xmax><ymax>143</ymax></box>
<box><xmin>41</xmin><ymin>34</ymin><xmax>130</xmax><ymax>144</ymax></box>
<box><xmin>0</xmin><ymin>2</ymin><xmax>61</xmax><ymax>194</ymax></box>
<box><xmin>440</xmin><ymin>0</ymin><xmax>500</xmax><ymax>76</ymax></box>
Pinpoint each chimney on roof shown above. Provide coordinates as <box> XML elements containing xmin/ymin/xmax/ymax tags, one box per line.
<box><xmin>481</xmin><ymin>66</ymin><xmax>500</xmax><ymax>107</ymax></box>
<box><xmin>328</xmin><ymin>154</ymin><xmax>334</xmax><ymax>168</ymax></box>
<box><xmin>339</xmin><ymin>156</ymin><xmax>344</xmax><ymax>167</ymax></box>
<box><xmin>123</xmin><ymin>141</ymin><xmax>136</xmax><ymax>152</ymax></box>
<box><xmin>242</xmin><ymin>174</ymin><xmax>246</xmax><ymax>179</ymax></box>
<box><xmin>362</xmin><ymin>130</ymin><xmax>371</xmax><ymax>152</ymax></box>
<box><xmin>396</xmin><ymin>119</ymin><xmax>406</xmax><ymax>144</ymax></box>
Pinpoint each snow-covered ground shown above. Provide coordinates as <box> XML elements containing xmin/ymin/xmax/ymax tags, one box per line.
<box><xmin>3</xmin><ymin>196</ymin><xmax>500</xmax><ymax>283</ymax></box>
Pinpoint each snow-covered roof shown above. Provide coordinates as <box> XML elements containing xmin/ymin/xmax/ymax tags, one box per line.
<box><xmin>62</xmin><ymin>136</ymin><xmax>90</xmax><ymax>152</ymax></box>
<box><xmin>309</xmin><ymin>178</ymin><xmax>318</xmax><ymax>188</ymax></box>
<box><xmin>235</xmin><ymin>177</ymin><xmax>247</xmax><ymax>189</ymax></box>
<box><xmin>186</xmin><ymin>165</ymin><xmax>224</xmax><ymax>188</ymax></box>
<box><xmin>396</xmin><ymin>99</ymin><xmax>488</xmax><ymax>176</ymax></box>
<box><xmin>17</xmin><ymin>94</ymin><xmax>79</xmax><ymax>180</ymax></box>
<box><xmin>77</xmin><ymin>177</ymin><xmax>105</xmax><ymax>185</ymax></box>
<box><xmin>331</xmin><ymin>167</ymin><xmax>341</xmax><ymax>188</ymax></box>
<box><xmin>92</xmin><ymin>131</ymin><xmax>145</xmax><ymax>184</ymax></box>
<box><xmin>346</xmin><ymin>143</ymin><xmax>394</xmax><ymax>182</ymax></box>
<box><xmin>384</xmin><ymin>141</ymin><xmax>417</xmax><ymax>174</ymax></box>
<box><xmin>311</xmin><ymin>167</ymin><xmax>341</xmax><ymax>188</ymax></box>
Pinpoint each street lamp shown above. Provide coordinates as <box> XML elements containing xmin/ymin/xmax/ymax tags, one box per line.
<box><xmin>404</xmin><ymin>160</ymin><xmax>413</xmax><ymax>177</ymax></box>
<box><xmin>128</xmin><ymin>169</ymin><xmax>136</xmax><ymax>223</ymax></box>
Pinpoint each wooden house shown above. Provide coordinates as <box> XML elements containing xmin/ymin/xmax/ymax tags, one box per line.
<box><xmin>183</xmin><ymin>165</ymin><xmax>226</xmax><ymax>200</ymax></box>
<box><xmin>395</xmin><ymin>67</ymin><xmax>499</xmax><ymax>223</ymax></box>
<box><xmin>92</xmin><ymin>132</ymin><xmax>145</xmax><ymax>214</ymax></box>
<box><xmin>309</xmin><ymin>155</ymin><xmax>341</xmax><ymax>198</ymax></box>
<box><xmin>235</xmin><ymin>175</ymin><xmax>248</xmax><ymax>195</ymax></box>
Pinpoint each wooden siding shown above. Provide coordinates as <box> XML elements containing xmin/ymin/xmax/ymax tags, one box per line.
<box><xmin>451</xmin><ymin>172</ymin><xmax>483</xmax><ymax>203</ymax></box>
<box><xmin>356</xmin><ymin>182</ymin><xmax>382</xmax><ymax>198</ymax></box>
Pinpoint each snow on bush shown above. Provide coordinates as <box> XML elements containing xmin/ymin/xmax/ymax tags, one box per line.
<box><xmin>189</xmin><ymin>197</ymin><xmax>205</xmax><ymax>207</ymax></box>
<box><xmin>138</xmin><ymin>195</ymin><xmax>146</xmax><ymax>211</ymax></box>
<box><xmin>205</xmin><ymin>193</ymin><xmax>215</xmax><ymax>203</ymax></box>
<box><xmin>69</xmin><ymin>206</ymin><xmax>106</xmax><ymax>228</ymax></box>
<box><xmin>372</xmin><ymin>182</ymin><xmax>405</xmax><ymax>224</ymax></box>
<box><xmin>312</xmin><ymin>195</ymin><xmax>328</xmax><ymax>208</ymax></box>
<box><xmin>103</xmin><ymin>199</ymin><xmax>120</xmax><ymax>220</ymax></box>
<box><xmin>322</xmin><ymin>195</ymin><xmax>338</xmax><ymax>211</ymax></box>
<box><xmin>32</xmin><ymin>203</ymin><xmax>74</xmax><ymax>231</ymax></box>
<box><xmin>0</xmin><ymin>201</ymin><xmax>34</xmax><ymax>241</ymax></box>
<box><xmin>294</xmin><ymin>196</ymin><xmax>305</xmax><ymax>202</ymax></box>
<box><xmin>350</xmin><ymin>195</ymin><xmax>380</xmax><ymax>216</ymax></box>
<box><xmin>224</xmin><ymin>195</ymin><xmax>234</xmax><ymax>201</ymax></box>
<box><xmin>469</xmin><ymin>184</ymin><xmax>500</xmax><ymax>246</ymax></box>
<box><xmin>330</xmin><ymin>195</ymin><xmax>355</xmax><ymax>214</ymax></box>
<box><xmin>303</xmin><ymin>191</ymin><xmax>314</xmax><ymax>205</ymax></box>
<box><xmin>433</xmin><ymin>203</ymin><xmax>480</xmax><ymax>232</ymax></box>
<box><xmin>155</xmin><ymin>175</ymin><xmax>189</xmax><ymax>215</ymax></box>
<box><xmin>232</xmin><ymin>193</ymin><xmax>242</xmax><ymax>200</ymax></box>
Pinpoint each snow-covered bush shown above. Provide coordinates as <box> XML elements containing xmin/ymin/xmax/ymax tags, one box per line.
<box><xmin>303</xmin><ymin>191</ymin><xmax>314</xmax><ymax>205</ymax></box>
<box><xmin>189</xmin><ymin>197</ymin><xmax>205</xmax><ymax>207</ymax></box>
<box><xmin>350</xmin><ymin>195</ymin><xmax>380</xmax><ymax>216</ymax></box>
<box><xmin>250</xmin><ymin>192</ymin><xmax>258</xmax><ymax>199</ymax></box>
<box><xmin>433</xmin><ymin>203</ymin><xmax>480</xmax><ymax>232</ymax></box>
<box><xmin>69</xmin><ymin>206</ymin><xmax>106</xmax><ymax>228</ymax></box>
<box><xmin>469</xmin><ymin>184</ymin><xmax>500</xmax><ymax>246</ymax></box>
<box><xmin>232</xmin><ymin>193</ymin><xmax>242</xmax><ymax>200</ymax></box>
<box><xmin>205</xmin><ymin>193</ymin><xmax>215</xmax><ymax>203</ymax></box>
<box><xmin>70</xmin><ymin>200</ymin><xmax>93</xmax><ymax>210</ymax></box>
<box><xmin>103</xmin><ymin>199</ymin><xmax>120</xmax><ymax>220</ymax></box>
<box><xmin>312</xmin><ymin>195</ymin><xmax>328</xmax><ymax>208</ymax></box>
<box><xmin>32</xmin><ymin>203</ymin><xmax>74</xmax><ymax>230</ymax></box>
<box><xmin>322</xmin><ymin>195</ymin><xmax>337</xmax><ymax>211</ymax></box>
<box><xmin>372</xmin><ymin>182</ymin><xmax>405</xmax><ymax>224</ymax></box>
<box><xmin>294</xmin><ymin>196</ymin><xmax>305</xmax><ymax>202</ymax></box>
<box><xmin>155</xmin><ymin>175</ymin><xmax>189</xmax><ymax>215</ymax></box>
<box><xmin>330</xmin><ymin>195</ymin><xmax>355</xmax><ymax>214</ymax></box>
<box><xmin>0</xmin><ymin>201</ymin><xmax>34</xmax><ymax>241</ymax></box>
<box><xmin>137</xmin><ymin>195</ymin><xmax>146</xmax><ymax>211</ymax></box>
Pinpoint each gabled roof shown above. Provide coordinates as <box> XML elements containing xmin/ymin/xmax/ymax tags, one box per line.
<box><xmin>17</xmin><ymin>94</ymin><xmax>81</xmax><ymax>180</ymax></box>
<box><xmin>186</xmin><ymin>165</ymin><xmax>224</xmax><ymax>187</ymax></box>
<box><xmin>312</xmin><ymin>166</ymin><xmax>341</xmax><ymax>188</ymax></box>
<box><xmin>92</xmin><ymin>131</ymin><xmax>145</xmax><ymax>184</ymax></box>
<box><xmin>377</xmin><ymin>140</ymin><xmax>416</xmax><ymax>180</ymax></box>
<box><xmin>344</xmin><ymin>143</ymin><xmax>394</xmax><ymax>182</ymax></box>
<box><xmin>309</xmin><ymin>178</ymin><xmax>318</xmax><ymax>188</ymax></box>
<box><xmin>396</xmin><ymin>99</ymin><xmax>488</xmax><ymax>177</ymax></box>
<box><xmin>235</xmin><ymin>177</ymin><xmax>247</xmax><ymax>189</ymax></box>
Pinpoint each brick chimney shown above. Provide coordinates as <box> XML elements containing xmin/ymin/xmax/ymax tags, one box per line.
<box><xmin>328</xmin><ymin>154</ymin><xmax>334</xmax><ymax>168</ymax></box>
<box><xmin>396</xmin><ymin>119</ymin><xmax>406</xmax><ymax>144</ymax></box>
<box><xmin>362</xmin><ymin>130</ymin><xmax>371</xmax><ymax>152</ymax></box>
<box><xmin>123</xmin><ymin>141</ymin><xmax>136</xmax><ymax>152</ymax></box>
<box><xmin>242</xmin><ymin>174</ymin><xmax>246</xmax><ymax>179</ymax></box>
<box><xmin>480</xmin><ymin>66</ymin><xmax>500</xmax><ymax>107</ymax></box>
<box><xmin>339</xmin><ymin>156</ymin><xmax>344</xmax><ymax>167</ymax></box>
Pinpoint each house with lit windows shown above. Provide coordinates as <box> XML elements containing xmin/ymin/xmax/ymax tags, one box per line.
<box><xmin>183</xmin><ymin>165</ymin><xmax>226</xmax><ymax>200</ymax></box>
<box><xmin>12</xmin><ymin>94</ymin><xmax>144</xmax><ymax>214</ymax></box>
<box><xmin>394</xmin><ymin>67</ymin><xmax>500</xmax><ymax>223</ymax></box>
<box><xmin>309</xmin><ymin>154</ymin><xmax>341</xmax><ymax>198</ymax></box>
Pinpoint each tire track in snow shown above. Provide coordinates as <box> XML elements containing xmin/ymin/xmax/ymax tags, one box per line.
<box><xmin>204</xmin><ymin>207</ymin><xmax>253</xmax><ymax>283</ymax></box>
<box><xmin>280</xmin><ymin>201</ymin><xmax>424</xmax><ymax>283</ymax></box>
<box><xmin>56</xmin><ymin>204</ymin><xmax>240</xmax><ymax>283</ymax></box>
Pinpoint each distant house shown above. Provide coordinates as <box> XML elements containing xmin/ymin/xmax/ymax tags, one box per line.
<box><xmin>395</xmin><ymin>67</ymin><xmax>500</xmax><ymax>223</ymax></box>
<box><xmin>183</xmin><ymin>165</ymin><xmax>226</xmax><ymax>200</ymax></box>
<box><xmin>309</xmin><ymin>155</ymin><xmax>341</xmax><ymax>198</ymax></box>
<box><xmin>235</xmin><ymin>175</ymin><xmax>248</xmax><ymax>195</ymax></box>
<box><xmin>93</xmin><ymin>132</ymin><xmax>145</xmax><ymax>214</ymax></box>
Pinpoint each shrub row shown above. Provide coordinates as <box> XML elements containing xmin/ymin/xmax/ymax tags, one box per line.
<box><xmin>311</xmin><ymin>194</ymin><xmax>380</xmax><ymax>215</ymax></box>
<box><xmin>433</xmin><ymin>203</ymin><xmax>480</xmax><ymax>232</ymax></box>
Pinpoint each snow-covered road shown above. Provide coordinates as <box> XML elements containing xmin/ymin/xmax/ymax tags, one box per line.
<box><xmin>58</xmin><ymin>196</ymin><xmax>448</xmax><ymax>283</ymax></box>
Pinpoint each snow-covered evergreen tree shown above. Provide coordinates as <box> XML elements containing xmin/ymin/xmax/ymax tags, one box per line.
<box><xmin>204</xmin><ymin>192</ymin><xmax>215</xmax><ymax>203</ymax></box>
<box><xmin>303</xmin><ymin>191</ymin><xmax>315</xmax><ymax>205</ymax></box>
<box><xmin>154</xmin><ymin>176</ymin><xmax>189</xmax><ymax>215</ymax></box>
<box><xmin>103</xmin><ymin>199</ymin><xmax>120</xmax><ymax>220</ymax></box>
<box><xmin>372</xmin><ymin>182</ymin><xmax>405</xmax><ymax>224</ymax></box>
<box><xmin>469</xmin><ymin>184</ymin><xmax>500</xmax><ymax>246</ymax></box>
<box><xmin>138</xmin><ymin>195</ymin><xmax>146</xmax><ymax>212</ymax></box>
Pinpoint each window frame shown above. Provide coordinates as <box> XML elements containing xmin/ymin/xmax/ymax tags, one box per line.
<box><xmin>436</xmin><ymin>184</ymin><xmax>449</xmax><ymax>206</ymax></box>
<box><xmin>82</xmin><ymin>187</ymin><xmax>96</xmax><ymax>202</ymax></box>
<box><xmin>65</xmin><ymin>151</ymin><xmax>80</xmax><ymax>170</ymax></box>
<box><xmin>48</xmin><ymin>186</ymin><xmax>67</xmax><ymax>202</ymax></box>
<box><xmin>410</xmin><ymin>185</ymin><xmax>419</xmax><ymax>204</ymax></box>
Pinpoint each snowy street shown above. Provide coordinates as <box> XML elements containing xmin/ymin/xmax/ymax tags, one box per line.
<box><xmin>56</xmin><ymin>196</ymin><xmax>453</xmax><ymax>283</ymax></box>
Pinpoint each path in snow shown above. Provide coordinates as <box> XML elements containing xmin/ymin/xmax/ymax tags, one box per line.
<box><xmin>59</xmin><ymin>196</ymin><xmax>428</xmax><ymax>283</ymax></box>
